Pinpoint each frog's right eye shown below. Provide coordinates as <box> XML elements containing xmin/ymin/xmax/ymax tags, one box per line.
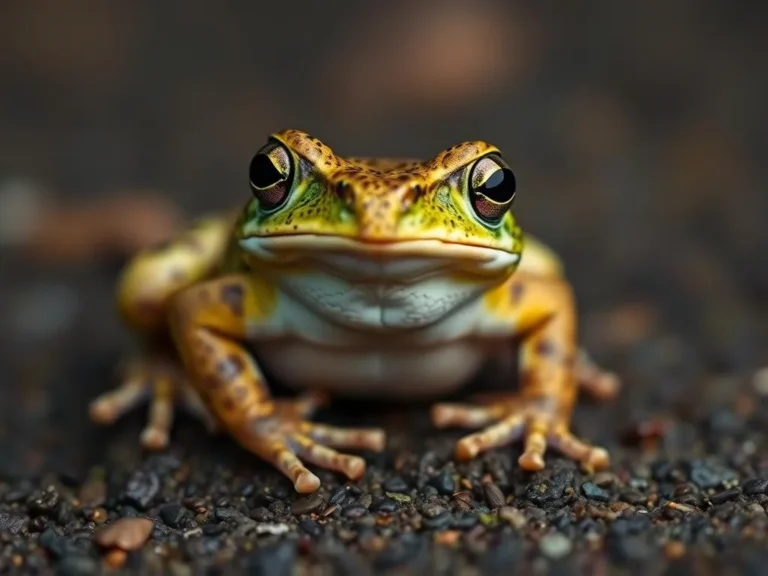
<box><xmin>249</xmin><ymin>142</ymin><xmax>293</xmax><ymax>211</ymax></box>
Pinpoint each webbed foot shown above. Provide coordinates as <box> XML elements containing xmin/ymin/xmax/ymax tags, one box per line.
<box><xmin>234</xmin><ymin>391</ymin><xmax>386</xmax><ymax>492</ymax></box>
<box><xmin>431</xmin><ymin>392</ymin><xmax>609</xmax><ymax>473</ymax></box>
<box><xmin>89</xmin><ymin>356</ymin><xmax>219</xmax><ymax>449</ymax></box>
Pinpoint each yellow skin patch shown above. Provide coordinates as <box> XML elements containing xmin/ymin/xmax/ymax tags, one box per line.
<box><xmin>90</xmin><ymin>129</ymin><xmax>620</xmax><ymax>493</ymax></box>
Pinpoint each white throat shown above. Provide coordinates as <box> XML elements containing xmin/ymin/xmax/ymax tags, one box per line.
<box><xmin>239</xmin><ymin>235</ymin><xmax>520</xmax><ymax>332</ymax></box>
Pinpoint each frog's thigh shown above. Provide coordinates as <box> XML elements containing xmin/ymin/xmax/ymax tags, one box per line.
<box><xmin>117</xmin><ymin>216</ymin><xmax>232</xmax><ymax>333</ymax></box>
<box><xmin>167</xmin><ymin>273</ymin><xmax>278</xmax><ymax>428</ymax></box>
<box><xmin>501</xmin><ymin>270</ymin><xmax>619</xmax><ymax>401</ymax></box>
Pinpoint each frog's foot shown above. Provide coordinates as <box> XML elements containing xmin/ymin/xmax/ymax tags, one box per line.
<box><xmin>233</xmin><ymin>392</ymin><xmax>386</xmax><ymax>493</ymax></box>
<box><xmin>577</xmin><ymin>348</ymin><xmax>621</xmax><ymax>401</ymax></box>
<box><xmin>430</xmin><ymin>394</ymin><xmax>609</xmax><ymax>473</ymax></box>
<box><xmin>89</xmin><ymin>358</ymin><xmax>219</xmax><ymax>449</ymax></box>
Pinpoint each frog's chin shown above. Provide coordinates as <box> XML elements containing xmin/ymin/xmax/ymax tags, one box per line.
<box><xmin>239</xmin><ymin>234</ymin><xmax>520</xmax><ymax>281</ymax></box>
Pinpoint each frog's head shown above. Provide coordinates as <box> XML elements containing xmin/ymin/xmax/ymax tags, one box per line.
<box><xmin>237</xmin><ymin>129</ymin><xmax>523</xmax><ymax>283</ymax></box>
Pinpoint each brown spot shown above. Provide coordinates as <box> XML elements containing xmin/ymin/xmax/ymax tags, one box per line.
<box><xmin>535</xmin><ymin>340</ymin><xmax>557</xmax><ymax>357</ymax></box>
<box><xmin>222</xmin><ymin>397</ymin><xmax>236</xmax><ymax>411</ymax></box>
<box><xmin>232</xmin><ymin>385</ymin><xmax>249</xmax><ymax>402</ymax></box>
<box><xmin>510</xmin><ymin>282</ymin><xmax>525</xmax><ymax>302</ymax></box>
<box><xmin>202</xmin><ymin>376</ymin><xmax>221</xmax><ymax>390</ymax></box>
<box><xmin>220</xmin><ymin>283</ymin><xmax>245</xmax><ymax>316</ymax></box>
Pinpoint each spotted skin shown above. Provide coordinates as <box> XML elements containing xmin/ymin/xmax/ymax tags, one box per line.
<box><xmin>90</xmin><ymin>129</ymin><xmax>619</xmax><ymax>493</ymax></box>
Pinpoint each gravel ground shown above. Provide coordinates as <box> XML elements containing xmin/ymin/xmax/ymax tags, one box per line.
<box><xmin>2</xmin><ymin>258</ymin><xmax>768</xmax><ymax>575</ymax></box>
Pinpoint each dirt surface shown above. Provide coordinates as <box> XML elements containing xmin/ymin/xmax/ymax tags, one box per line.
<box><xmin>1</xmin><ymin>256</ymin><xmax>768</xmax><ymax>575</ymax></box>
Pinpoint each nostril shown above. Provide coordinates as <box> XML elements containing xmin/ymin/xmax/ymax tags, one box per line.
<box><xmin>336</xmin><ymin>182</ymin><xmax>355</xmax><ymax>209</ymax></box>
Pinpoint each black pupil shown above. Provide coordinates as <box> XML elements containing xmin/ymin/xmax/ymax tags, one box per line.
<box><xmin>478</xmin><ymin>168</ymin><xmax>516</xmax><ymax>203</ymax></box>
<box><xmin>250</xmin><ymin>153</ymin><xmax>283</xmax><ymax>189</ymax></box>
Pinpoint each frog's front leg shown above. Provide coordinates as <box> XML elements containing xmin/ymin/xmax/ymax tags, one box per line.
<box><xmin>431</xmin><ymin>274</ymin><xmax>611</xmax><ymax>472</ymax></box>
<box><xmin>168</xmin><ymin>273</ymin><xmax>386</xmax><ymax>493</ymax></box>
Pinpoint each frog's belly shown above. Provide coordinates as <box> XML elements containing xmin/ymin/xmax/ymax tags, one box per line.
<box><xmin>255</xmin><ymin>340</ymin><xmax>488</xmax><ymax>399</ymax></box>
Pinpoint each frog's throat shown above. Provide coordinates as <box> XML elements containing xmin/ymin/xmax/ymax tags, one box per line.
<box><xmin>239</xmin><ymin>234</ymin><xmax>520</xmax><ymax>280</ymax></box>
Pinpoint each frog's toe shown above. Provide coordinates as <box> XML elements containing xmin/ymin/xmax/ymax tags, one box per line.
<box><xmin>89</xmin><ymin>378</ymin><xmax>148</xmax><ymax>424</ymax></box>
<box><xmin>138</xmin><ymin>377</ymin><xmax>175</xmax><ymax>450</ymax></box>
<box><xmin>301</xmin><ymin>422</ymin><xmax>386</xmax><ymax>452</ymax></box>
<box><xmin>576</xmin><ymin>348</ymin><xmax>621</xmax><ymax>401</ymax></box>
<box><xmin>430</xmin><ymin>402</ymin><xmax>506</xmax><ymax>428</ymax></box>
<box><xmin>140</xmin><ymin>426</ymin><xmax>170</xmax><ymax>450</ymax></box>
<box><xmin>268</xmin><ymin>440</ymin><xmax>322</xmax><ymax>493</ymax></box>
<box><xmin>294</xmin><ymin>435</ymin><xmax>367</xmax><ymax>480</ymax></box>
<box><xmin>548</xmin><ymin>425</ymin><xmax>610</xmax><ymax>473</ymax></box>
<box><xmin>454</xmin><ymin>413</ymin><xmax>526</xmax><ymax>460</ymax></box>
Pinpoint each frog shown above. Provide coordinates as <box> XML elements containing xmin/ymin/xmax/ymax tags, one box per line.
<box><xmin>89</xmin><ymin>129</ymin><xmax>620</xmax><ymax>493</ymax></box>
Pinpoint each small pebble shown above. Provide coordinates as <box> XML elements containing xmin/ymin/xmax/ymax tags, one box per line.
<box><xmin>159</xmin><ymin>504</ymin><xmax>193</xmax><ymax>529</ymax></box>
<box><xmin>291</xmin><ymin>494</ymin><xmax>325</xmax><ymax>516</ymax></box>
<box><xmin>382</xmin><ymin>476</ymin><xmax>409</xmax><ymax>493</ymax></box>
<box><xmin>429</xmin><ymin>471</ymin><xmax>455</xmax><ymax>495</ymax></box>
<box><xmin>483</xmin><ymin>482</ymin><xmax>505</xmax><ymax>509</ymax></box>
<box><xmin>743</xmin><ymin>478</ymin><xmax>768</xmax><ymax>496</ymax></box>
<box><xmin>298</xmin><ymin>519</ymin><xmax>322</xmax><ymax>538</ymax></box>
<box><xmin>539</xmin><ymin>532</ymin><xmax>573</xmax><ymax>559</ymax></box>
<box><xmin>370</xmin><ymin>496</ymin><xmax>398</xmax><ymax>513</ymax></box>
<box><xmin>343</xmin><ymin>504</ymin><xmax>368</xmax><ymax>519</ymax></box>
<box><xmin>582</xmin><ymin>482</ymin><xmax>610</xmax><ymax>503</ymax></box>
<box><xmin>94</xmin><ymin>517</ymin><xmax>154</xmax><ymax>551</ymax></box>
<box><xmin>499</xmin><ymin>506</ymin><xmax>526</xmax><ymax>529</ymax></box>
<box><xmin>709</xmin><ymin>488</ymin><xmax>740</xmax><ymax>505</ymax></box>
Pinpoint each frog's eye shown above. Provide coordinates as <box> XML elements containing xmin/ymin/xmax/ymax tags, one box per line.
<box><xmin>468</xmin><ymin>155</ymin><xmax>516</xmax><ymax>224</ymax></box>
<box><xmin>249</xmin><ymin>142</ymin><xmax>293</xmax><ymax>211</ymax></box>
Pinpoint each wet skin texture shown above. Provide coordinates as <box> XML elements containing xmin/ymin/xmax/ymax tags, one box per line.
<box><xmin>90</xmin><ymin>129</ymin><xmax>620</xmax><ymax>493</ymax></box>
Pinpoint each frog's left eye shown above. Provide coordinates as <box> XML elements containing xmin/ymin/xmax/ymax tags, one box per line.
<box><xmin>249</xmin><ymin>142</ymin><xmax>294</xmax><ymax>211</ymax></box>
<box><xmin>468</xmin><ymin>156</ymin><xmax>516</xmax><ymax>224</ymax></box>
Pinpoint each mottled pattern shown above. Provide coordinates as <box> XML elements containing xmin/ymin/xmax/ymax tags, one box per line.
<box><xmin>237</xmin><ymin>129</ymin><xmax>521</xmax><ymax>253</ymax></box>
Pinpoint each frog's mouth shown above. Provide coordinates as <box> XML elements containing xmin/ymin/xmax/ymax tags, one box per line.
<box><xmin>239</xmin><ymin>234</ymin><xmax>520</xmax><ymax>281</ymax></box>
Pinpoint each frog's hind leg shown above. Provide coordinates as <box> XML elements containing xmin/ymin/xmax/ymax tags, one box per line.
<box><xmin>89</xmin><ymin>214</ymin><xmax>234</xmax><ymax>447</ymax></box>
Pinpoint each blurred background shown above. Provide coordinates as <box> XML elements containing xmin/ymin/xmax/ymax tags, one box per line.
<box><xmin>0</xmin><ymin>0</ymin><xmax>767</xmax><ymax>478</ymax></box>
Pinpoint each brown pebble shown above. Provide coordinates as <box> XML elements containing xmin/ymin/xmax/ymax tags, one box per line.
<box><xmin>434</xmin><ymin>530</ymin><xmax>461</xmax><ymax>546</ymax></box>
<box><xmin>359</xmin><ymin>534</ymin><xmax>386</xmax><ymax>552</ymax></box>
<box><xmin>452</xmin><ymin>491</ymin><xmax>473</xmax><ymax>511</ymax></box>
<box><xmin>592</xmin><ymin>472</ymin><xmax>617</xmax><ymax>487</ymax></box>
<box><xmin>483</xmin><ymin>482</ymin><xmax>505</xmax><ymax>509</ymax></box>
<box><xmin>91</xmin><ymin>507</ymin><xmax>108</xmax><ymax>524</ymax></box>
<box><xmin>665</xmin><ymin>540</ymin><xmax>686</xmax><ymax>560</ymax></box>
<box><xmin>666</xmin><ymin>501</ymin><xmax>696</xmax><ymax>514</ymax></box>
<box><xmin>94</xmin><ymin>517</ymin><xmax>155</xmax><ymax>551</ymax></box>
<box><xmin>291</xmin><ymin>494</ymin><xmax>325</xmax><ymax>516</ymax></box>
<box><xmin>105</xmin><ymin>549</ymin><xmax>128</xmax><ymax>569</ymax></box>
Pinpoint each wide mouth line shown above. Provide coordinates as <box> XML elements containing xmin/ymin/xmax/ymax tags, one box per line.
<box><xmin>241</xmin><ymin>233</ymin><xmax>514</xmax><ymax>262</ymax></box>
